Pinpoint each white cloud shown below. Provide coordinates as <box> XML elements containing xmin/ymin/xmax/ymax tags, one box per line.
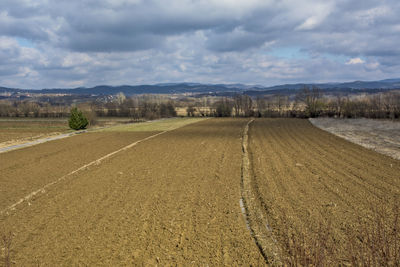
<box><xmin>346</xmin><ymin>58</ymin><xmax>365</xmax><ymax>65</ymax></box>
<box><xmin>296</xmin><ymin>17</ymin><xmax>319</xmax><ymax>30</ymax></box>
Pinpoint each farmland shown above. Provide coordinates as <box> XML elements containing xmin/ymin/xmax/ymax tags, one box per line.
<box><xmin>246</xmin><ymin>119</ymin><xmax>400</xmax><ymax>265</ymax></box>
<box><xmin>0</xmin><ymin>118</ymin><xmax>264</xmax><ymax>265</ymax></box>
<box><xmin>0</xmin><ymin>118</ymin><xmax>69</xmax><ymax>144</ymax></box>
<box><xmin>0</xmin><ymin>117</ymin><xmax>135</xmax><ymax>149</ymax></box>
<box><xmin>1</xmin><ymin>118</ymin><xmax>399</xmax><ymax>265</ymax></box>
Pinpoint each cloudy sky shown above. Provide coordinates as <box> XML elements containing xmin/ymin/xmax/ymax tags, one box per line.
<box><xmin>1</xmin><ymin>0</ymin><xmax>400</xmax><ymax>89</ymax></box>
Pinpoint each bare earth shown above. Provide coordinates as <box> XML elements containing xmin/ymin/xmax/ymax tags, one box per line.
<box><xmin>1</xmin><ymin>119</ymin><xmax>264</xmax><ymax>266</ymax></box>
<box><xmin>1</xmin><ymin>118</ymin><xmax>399</xmax><ymax>265</ymax></box>
<box><xmin>310</xmin><ymin>118</ymin><xmax>400</xmax><ymax>160</ymax></box>
<box><xmin>246</xmin><ymin>118</ymin><xmax>400</xmax><ymax>264</ymax></box>
<box><xmin>0</xmin><ymin>131</ymin><xmax>155</xmax><ymax>210</ymax></box>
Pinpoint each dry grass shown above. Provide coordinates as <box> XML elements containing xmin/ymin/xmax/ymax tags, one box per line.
<box><xmin>281</xmin><ymin>200</ymin><xmax>400</xmax><ymax>266</ymax></box>
<box><xmin>310</xmin><ymin>118</ymin><xmax>400</xmax><ymax>160</ymax></box>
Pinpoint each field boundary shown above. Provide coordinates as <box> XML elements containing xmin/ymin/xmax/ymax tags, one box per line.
<box><xmin>0</xmin><ymin>130</ymin><xmax>85</xmax><ymax>154</ymax></box>
<box><xmin>240</xmin><ymin>119</ymin><xmax>281</xmax><ymax>265</ymax></box>
<box><xmin>1</xmin><ymin>130</ymin><xmax>169</xmax><ymax>215</ymax></box>
<box><xmin>309</xmin><ymin>118</ymin><xmax>400</xmax><ymax>160</ymax></box>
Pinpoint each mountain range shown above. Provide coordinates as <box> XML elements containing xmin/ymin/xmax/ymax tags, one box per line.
<box><xmin>1</xmin><ymin>79</ymin><xmax>400</xmax><ymax>96</ymax></box>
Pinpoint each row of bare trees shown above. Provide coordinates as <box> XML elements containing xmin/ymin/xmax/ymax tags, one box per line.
<box><xmin>323</xmin><ymin>92</ymin><xmax>400</xmax><ymax>119</ymax></box>
<box><xmin>241</xmin><ymin>87</ymin><xmax>400</xmax><ymax>119</ymax></box>
<box><xmin>1</xmin><ymin>88</ymin><xmax>399</xmax><ymax>119</ymax></box>
<box><xmin>0</xmin><ymin>94</ymin><xmax>177</xmax><ymax>120</ymax></box>
<box><xmin>0</xmin><ymin>101</ymin><xmax>69</xmax><ymax>118</ymax></box>
<box><xmin>92</xmin><ymin>95</ymin><xmax>177</xmax><ymax>120</ymax></box>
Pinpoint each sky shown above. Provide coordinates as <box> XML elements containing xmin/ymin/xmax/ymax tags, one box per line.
<box><xmin>1</xmin><ymin>0</ymin><xmax>400</xmax><ymax>89</ymax></box>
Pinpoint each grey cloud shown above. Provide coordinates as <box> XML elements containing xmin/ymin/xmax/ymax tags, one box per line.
<box><xmin>49</xmin><ymin>1</ymin><xmax>241</xmax><ymax>52</ymax></box>
<box><xmin>205</xmin><ymin>29</ymin><xmax>270</xmax><ymax>52</ymax></box>
<box><xmin>0</xmin><ymin>13</ymin><xmax>50</xmax><ymax>41</ymax></box>
<box><xmin>1</xmin><ymin>0</ymin><xmax>400</xmax><ymax>88</ymax></box>
<box><xmin>61</xmin><ymin>32</ymin><xmax>163</xmax><ymax>52</ymax></box>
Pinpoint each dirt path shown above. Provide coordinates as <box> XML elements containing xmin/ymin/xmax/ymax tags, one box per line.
<box><xmin>1</xmin><ymin>119</ymin><xmax>264</xmax><ymax>265</ymax></box>
<box><xmin>247</xmin><ymin>118</ymin><xmax>400</xmax><ymax>264</ymax></box>
<box><xmin>0</xmin><ymin>131</ymin><xmax>84</xmax><ymax>153</ymax></box>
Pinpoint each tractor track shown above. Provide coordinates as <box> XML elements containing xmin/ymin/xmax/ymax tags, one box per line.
<box><xmin>240</xmin><ymin>119</ymin><xmax>281</xmax><ymax>265</ymax></box>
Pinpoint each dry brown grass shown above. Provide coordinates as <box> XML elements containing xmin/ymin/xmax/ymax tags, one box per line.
<box><xmin>310</xmin><ymin>118</ymin><xmax>400</xmax><ymax>160</ymax></box>
<box><xmin>281</xmin><ymin>201</ymin><xmax>400</xmax><ymax>266</ymax></box>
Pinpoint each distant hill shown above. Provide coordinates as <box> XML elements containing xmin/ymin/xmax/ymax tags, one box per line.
<box><xmin>1</xmin><ymin>79</ymin><xmax>400</xmax><ymax>96</ymax></box>
<box><xmin>0</xmin><ymin>84</ymin><xmax>242</xmax><ymax>95</ymax></box>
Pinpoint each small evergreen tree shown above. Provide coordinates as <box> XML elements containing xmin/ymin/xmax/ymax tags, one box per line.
<box><xmin>68</xmin><ymin>107</ymin><xmax>89</xmax><ymax>130</ymax></box>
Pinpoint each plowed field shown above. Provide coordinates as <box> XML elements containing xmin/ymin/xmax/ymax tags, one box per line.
<box><xmin>1</xmin><ymin>118</ymin><xmax>399</xmax><ymax>265</ymax></box>
<box><xmin>245</xmin><ymin>118</ymin><xmax>400</xmax><ymax>265</ymax></box>
<box><xmin>0</xmin><ymin>131</ymin><xmax>156</xmax><ymax>211</ymax></box>
<box><xmin>1</xmin><ymin>119</ymin><xmax>264</xmax><ymax>265</ymax></box>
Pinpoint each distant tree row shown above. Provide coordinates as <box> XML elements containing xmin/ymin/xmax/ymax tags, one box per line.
<box><xmin>188</xmin><ymin>87</ymin><xmax>400</xmax><ymax>119</ymax></box>
<box><xmin>0</xmin><ymin>101</ymin><xmax>69</xmax><ymax>118</ymax></box>
<box><xmin>92</xmin><ymin>94</ymin><xmax>177</xmax><ymax>120</ymax></box>
<box><xmin>1</xmin><ymin>89</ymin><xmax>399</xmax><ymax>120</ymax></box>
<box><xmin>0</xmin><ymin>94</ymin><xmax>178</xmax><ymax>121</ymax></box>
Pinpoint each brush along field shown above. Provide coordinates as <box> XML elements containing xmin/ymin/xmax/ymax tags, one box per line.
<box><xmin>1</xmin><ymin>118</ymin><xmax>264</xmax><ymax>266</ymax></box>
<box><xmin>246</xmin><ymin>118</ymin><xmax>400</xmax><ymax>265</ymax></box>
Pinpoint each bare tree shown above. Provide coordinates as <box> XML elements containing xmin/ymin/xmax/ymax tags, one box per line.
<box><xmin>295</xmin><ymin>86</ymin><xmax>324</xmax><ymax>117</ymax></box>
<box><xmin>242</xmin><ymin>94</ymin><xmax>253</xmax><ymax>117</ymax></box>
<box><xmin>233</xmin><ymin>93</ymin><xmax>242</xmax><ymax>116</ymax></box>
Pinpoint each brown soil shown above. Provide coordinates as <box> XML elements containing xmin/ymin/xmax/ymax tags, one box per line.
<box><xmin>0</xmin><ymin>131</ymin><xmax>155</xmax><ymax>211</ymax></box>
<box><xmin>0</xmin><ymin>119</ymin><xmax>264</xmax><ymax>265</ymax></box>
<box><xmin>3</xmin><ymin>118</ymin><xmax>398</xmax><ymax>265</ymax></box>
<box><xmin>246</xmin><ymin>118</ymin><xmax>400</xmax><ymax>264</ymax></box>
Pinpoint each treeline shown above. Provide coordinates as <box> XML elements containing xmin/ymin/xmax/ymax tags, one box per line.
<box><xmin>1</xmin><ymin>88</ymin><xmax>399</xmax><ymax>120</ymax></box>
<box><xmin>0</xmin><ymin>94</ymin><xmax>177</xmax><ymax>121</ymax></box>
<box><xmin>207</xmin><ymin>88</ymin><xmax>400</xmax><ymax>119</ymax></box>
<box><xmin>0</xmin><ymin>101</ymin><xmax>69</xmax><ymax>118</ymax></box>
<box><xmin>91</xmin><ymin>94</ymin><xmax>177</xmax><ymax>120</ymax></box>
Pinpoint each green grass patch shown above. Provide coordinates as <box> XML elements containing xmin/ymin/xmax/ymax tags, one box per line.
<box><xmin>100</xmin><ymin>117</ymin><xmax>206</xmax><ymax>132</ymax></box>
